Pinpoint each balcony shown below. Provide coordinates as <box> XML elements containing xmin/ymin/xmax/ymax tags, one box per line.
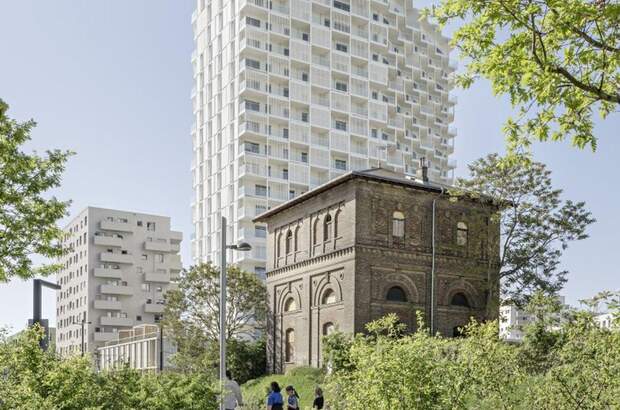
<box><xmin>93</xmin><ymin>235</ymin><xmax>123</xmax><ymax>247</ymax></box>
<box><xmin>100</xmin><ymin>284</ymin><xmax>134</xmax><ymax>296</ymax></box>
<box><xmin>94</xmin><ymin>332</ymin><xmax>118</xmax><ymax>342</ymax></box>
<box><xmin>144</xmin><ymin>303</ymin><xmax>165</xmax><ymax>314</ymax></box>
<box><xmin>170</xmin><ymin>231</ymin><xmax>183</xmax><ymax>242</ymax></box>
<box><xmin>100</xmin><ymin>316</ymin><xmax>133</xmax><ymax>327</ymax></box>
<box><xmin>94</xmin><ymin>299</ymin><xmax>122</xmax><ymax>310</ymax></box>
<box><xmin>100</xmin><ymin>252</ymin><xmax>133</xmax><ymax>264</ymax></box>
<box><xmin>144</xmin><ymin>241</ymin><xmax>172</xmax><ymax>252</ymax></box>
<box><xmin>144</xmin><ymin>272</ymin><xmax>171</xmax><ymax>283</ymax></box>
<box><xmin>93</xmin><ymin>267</ymin><xmax>123</xmax><ymax>279</ymax></box>
<box><xmin>100</xmin><ymin>219</ymin><xmax>133</xmax><ymax>232</ymax></box>
<box><xmin>169</xmin><ymin>254</ymin><xmax>182</xmax><ymax>271</ymax></box>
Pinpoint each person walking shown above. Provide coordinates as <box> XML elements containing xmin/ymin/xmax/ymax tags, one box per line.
<box><xmin>312</xmin><ymin>387</ymin><xmax>324</xmax><ymax>409</ymax></box>
<box><xmin>285</xmin><ymin>385</ymin><xmax>300</xmax><ymax>410</ymax></box>
<box><xmin>223</xmin><ymin>370</ymin><xmax>244</xmax><ymax>410</ymax></box>
<box><xmin>266</xmin><ymin>381</ymin><xmax>284</xmax><ymax>410</ymax></box>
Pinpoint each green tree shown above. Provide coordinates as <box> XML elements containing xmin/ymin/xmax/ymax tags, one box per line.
<box><xmin>455</xmin><ymin>154</ymin><xmax>594</xmax><ymax>305</ymax></box>
<box><xmin>163</xmin><ymin>263</ymin><xmax>268</xmax><ymax>375</ymax></box>
<box><xmin>430</xmin><ymin>0</ymin><xmax>620</xmax><ymax>151</ymax></box>
<box><xmin>0</xmin><ymin>99</ymin><xmax>72</xmax><ymax>282</ymax></box>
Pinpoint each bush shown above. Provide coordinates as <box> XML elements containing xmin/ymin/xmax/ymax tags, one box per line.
<box><xmin>0</xmin><ymin>325</ymin><xmax>219</xmax><ymax>410</ymax></box>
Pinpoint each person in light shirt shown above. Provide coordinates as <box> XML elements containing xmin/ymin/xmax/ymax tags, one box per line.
<box><xmin>223</xmin><ymin>370</ymin><xmax>244</xmax><ymax>410</ymax></box>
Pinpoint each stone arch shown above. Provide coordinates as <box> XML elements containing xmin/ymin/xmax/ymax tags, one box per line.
<box><xmin>277</xmin><ymin>284</ymin><xmax>302</xmax><ymax>314</ymax></box>
<box><xmin>379</xmin><ymin>272</ymin><xmax>420</xmax><ymax>304</ymax></box>
<box><xmin>443</xmin><ymin>280</ymin><xmax>480</xmax><ymax>309</ymax></box>
<box><xmin>313</xmin><ymin>271</ymin><xmax>343</xmax><ymax>307</ymax></box>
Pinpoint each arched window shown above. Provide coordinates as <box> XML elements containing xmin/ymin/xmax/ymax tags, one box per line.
<box><xmin>294</xmin><ymin>227</ymin><xmax>300</xmax><ymax>252</ymax></box>
<box><xmin>392</xmin><ymin>211</ymin><xmax>405</xmax><ymax>238</ymax></box>
<box><xmin>313</xmin><ymin>218</ymin><xmax>320</xmax><ymax>245</ymax></box>
<box><xmin>321</xmin><ymin>289</ymin><xmax>337</xmax><ymax>305</ymax></box>
<box><xmin>283</xmin><ymin>297</ymin><xmax>297</xmax><ymax>312</ymax></box>
<box><xmin>285</xmin><ymin>329</ymin><xmax>295</xmax><ymax>362</ymax></box>
<box><xmin>457</xmin><ymin>222</ymin><xmax>468</xmax><ymax>246</ymax></box>
<box><xmin>386</xmin><ymin>286</ymin><xmax>407</xmax><ymax>302</ymax></box>
<box><xmin>450</xmin><ymin>292</ymin><xmax>470</xmax><ymax>308</ymax></box>
<box><xmin>276</xmin><ymin>232</ymin><xmax>283</xmax><ymax>257</ymax></box>
<box><xmin>322</xmin><ymin>322</ymin><xmax>335</xmax><ymax>336</ymax></box>
<box><xmin>334</xmin><ymin>210</ymin><xmax>340</xmax><ymax>238</ymax></box>
<box><xmin>285</xmin><ymin>230</ymin><xmax>293</xmax><ymax>254</ymax></box>
<box><xmin>323</xmin><ymin>214</ymin><xmax>332</xmax><ymax>241</ymax></box>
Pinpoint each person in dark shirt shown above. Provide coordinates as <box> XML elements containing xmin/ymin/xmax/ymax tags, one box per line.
<box><xmin>267</xmin><ymin>381</ymin><xmax>284</xmax><ymax>410</ymax></box>
<box><xmin>312</xmin><ymin>387</ymin><xmax>324</xmax><ymax>409</ymax></box>
<box><xmin>285</xmin><ymin>385</ymin><xmax>300</xmax><ymax>410</ymax></box>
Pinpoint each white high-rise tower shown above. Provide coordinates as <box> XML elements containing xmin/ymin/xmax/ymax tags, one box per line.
<box><xmin>191</xmin><ymin>0</ymin><xmax>457</xmax><ymax>274</ymax></box>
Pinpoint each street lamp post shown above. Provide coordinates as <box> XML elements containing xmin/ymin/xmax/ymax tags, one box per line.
<box><xmin>81</xmin><ymin>319</ymin><xmax>92</xmax><ymax>357</ymax></box>
<box><xmin>220</xmin><ymin>216</ymin><xmax>252</xmax><ymax>410</ymax></box>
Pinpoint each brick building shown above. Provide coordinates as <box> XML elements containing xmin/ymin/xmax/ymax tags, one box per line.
<box><xmin>254</xmin><ymin>167</ymin><xmax>500</xmax><ymax>373</ymax></box>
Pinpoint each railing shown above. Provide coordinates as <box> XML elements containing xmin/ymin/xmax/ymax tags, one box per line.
<box><xmin>331</xmin><ymin>92</ymin><xmax>349</xmax><ymax>112</ymax></box>
<box><xmin>311</xmin><ymin>67</ymin><xmax>330</xmax><ymax>88</ymax></box>
<box><xmin>331</xmin><ymin>132</ymin><xmax>349</xmax><ymax>151</ymax></box>
<box><xmin>290</xmin><ymin>123</ymin><xmax>310</xmax><ymax>143</ymax></box>
<box><xmin>240</xmin><ymin>162</ymin><xmax>268</xmax><ymax>177</ymax></box>
<box><xmin>350</xmin><ymin>118</ymin><xmax>368</xmax><ymax>136</ymax></box>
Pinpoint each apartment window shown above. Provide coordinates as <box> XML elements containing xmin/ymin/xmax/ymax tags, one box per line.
<box><xmin>255</xmin><ymin>184</ymin><xmax>267</xmax><ymax>196</ymax></box>
<box><xmin>302</xmin><ymin>32</ymin><xmax>309</xmax><ymax>41</ymax></box>
<box><xmin>136</xmin><ymin>315</ymin><xmax>142</xmax><ymax>321</ymax></box>
<box><xmin>245</xmin><ymin>142</ymin><xmax>260</xmax><ymax>153</ymax></box>
<box><xmin>245</xmin><ymin>58</ymin><xmax>260</xmax><ymax>69</ymax></box>
<box><xmin>301</xmin><ymin>72</ymin><xmax>309</xmax><ymax>82</ymax></box>
<box><xmin>282</xmin><ymin>128</ymin><xmax>289</xmax><ymax>139</ymax></box>
<box><xmin>372</xmin><ymin>54</ymin><xmax>379</xmax><ymax>61</ymax></box>
<box><xmin>336</xmin><ymin>43</ymin><xmax>348</xmax><ymax>53</ymax></box>
<box><xmin>141</xmin><ymin>254</ymin><xmax>148</xmax><ymax>260</ymax></box>
<box><xmin>255</xmin><ymin>266</ymin><xmax>266</xmax><ymax>277</ymax></box>
<box><xmin>146</xmin><ymin>222</ymin><xmax>155</xmax><ymax>231</ymax></box>
<box><xmin>137</xmin><ymin>220</ymin><xmax>143</xmax><ymax>227</ymax></box>
<box><xmin>245</xmin><ymin>100</ymin><xmax>260</xmax><ymax>112</ymax></box>
<box><xmin>301</xmin><ymin>152</ymin><xmax>308</xmax><ymax>163</ymax></box>
<box><xmin>255</xmin><ymin>204</ymin><xmax>267</xmax><ymax>215</ymax></box>
<box><xmin>155</xmin><ymin>254</ymin><xmax>164</xmax><ymax>263</ymax></box>
<box><xmin>333</xmin><ymin>0</ymin><xmax>350</xmax><ymax>12</ymax></box>
<box><xmin>255</xmin><ymin>226</ymin><xmax>266</xmax><ymax>238</ymax></box>
<box><xmin>372</xmin><ymin>13</ymin><xmax>379</xmax><ymax>21</ymax></box>
<box><xmin>335</xmin><ymin>159</ymin><xmax>347</xmax><ymax>170</ymax></box>
<box><xmin>141</xmin><ymin>284</ymin><xmax>151</xmax><ymax>292</ymax></box>
<box><xmin>282</xmin><ymin>169</ymin><xmax>288</xmax><ymax>179</ymax></box>
<box><xmin>371</xmin><ymin>129</ymin><xmax>378</xmax><ymax>138</ymax></box>
<box><xmin>371</xmin><ymin>91</ymin><xmax>378</xmax><ymax>100</ymax></box>
<box><xmin>335</xmin><ymin>82</ymin><xmax>347</xmax><ymax>92</ymax></box>
<box><xmin>301</xmin><ymin>112</ymin><xmax>309</xmax><ymax>122</ymax></box>
<box><xmin>335</xmin><ymin>120</ymin><xmax>347</xmax><ymax>131</ymax></box>
<box><xmin>246</xmin><ymin>16</ymin><xmax>260</xmax><ymax>27</ymax></box>
<box><xmin>289</xmin><ymin>190</ymin><xmax>295</xmax><ymax>199</ymax></box>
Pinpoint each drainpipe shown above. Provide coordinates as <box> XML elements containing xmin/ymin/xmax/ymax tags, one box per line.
<box><xmin>430</xmin><ymin>186</ymin><xmax>445</xmax><ymax>335</ymax></box>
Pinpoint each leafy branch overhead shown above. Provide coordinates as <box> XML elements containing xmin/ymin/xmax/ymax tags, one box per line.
<box><xmin>430</xmin><ymin>0</ymin><xmax>619</xmax><ymax>150</ymax></box>
<box><xmin>0</xmin><ymin>99</ymin><xmax>73</xmax><ymax>282</ymax></box>
<box><xmin>454</xmin><ymin>154</ymin><xmax>595</xmax><ymax>305</ymax></box>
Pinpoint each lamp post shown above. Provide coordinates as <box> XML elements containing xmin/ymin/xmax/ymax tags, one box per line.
<box><xmin>30</xmin><ymin>279</ymin><xmax>61</xmax><ymax>350</ymax></box>
<box><xmin>220</xmin><ymin>216</ymin><xmax>252</xmax><ymax>410</ymax></box>
<box><xmin>81</xmin><ymin>318</ymin><xmax>92</xmax><ymax>357</ymax></box>
<box><xmin>156</xmin><ymin>315</ymin><xmax>164</xmax><ymax>372</ymax></box>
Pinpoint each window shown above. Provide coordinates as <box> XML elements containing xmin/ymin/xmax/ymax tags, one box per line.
<box><xmin>255</xmin><ymin>225</ymin><xmax>266</xmax><ymax>238</ymax></box>
<box><xmin>323</xmin><ymin>322</ymin><xmax>335</xmax><ymax>336</ymax></box>
<box><xmin>141</xmin><ymin>284</ymin><xmax>151</xmax><ymax>292</ymax></box>
<box><xmin>246</xmin><ymin>16</ymin><xmax>261</xmax><ymax>27</ymax></box>
<box><xmin>457</xmin><ymin>222</ymin><xmax>468</xmax><ymax>246</ymax></box>
<box><xmin>333</xmin><ymin>0</ymin><xmax>350</xmax><ymax>11</ymax></box>
<box><xmin>155</xmin><ymin>254</ymin><xmax>164</xmax><ymax>263</ymax></box>
<box><xmin>245</xmin><ymin>58</ymin><xmax>260</xmax><ymax>69</ymax></box>
<box><xmin>255</xmin><ymin>184</ymin><xmax>267</xmax><ymax>196</ymax></box>
<box><xmin>335</xmin><ymin>82</ymin><xmax>348</xmax><ymax>92</ymax></box>
<box><xmin>392</xmin><ymin>211</ymin><xmax>405</xmax><ymax>238</ymax></box>
<box><xmin>284</xmin><ymin>297</ymin><xmax>297</xmax><ymax>312</ymax></box>
<box><xmin>323</xmin><ymin>214</ymin><xmax>332</xmax><ymax>241</ymax></box>
<box><xmin>301</xmin><ymin>112</ymin><xmax>309</xmax><ymax>122</ymax></box>
<box><xmin>141</xmin><ymin>254</ymin><xmax>148</xmax><ymax>260</ymax></box>
<box><xmin>245</xmin><ymin>100</ymin><xmax>260</xmax><ymax>112</ymax></box>
<box><xmin>302</xmin><ymin>72</ymin><xmax>309</xmax><ymax>82</ymax></box>
<box><xmin>285</xmin><ymin>329</ymin><xmax>295</xmax><ymax>362</ymax></box>
<box><xmin>136</xmin><ymin>315</ymin><xmax>142</xmax><ymax>321</ymax></box>
<box><xmin>147</xmin><ymin>222</ymin><xmax>156</xmax><ymax>231</ymax></box>
<box><xmin>451</xmin><ymin>292</ymin><xmax>470</xmax><ymax>308</ymax></box>
<box><xmin>301</xmin><ymin>152</ymin><xmax>308</xmax><ymax>163</ymax></box>
<box><xmin>255</xmin><ymin>266</ymin><xmax>266</xmax><ymax>277</ymax></box>
<box><xmin>336</xmin><ymin>43</ymin><xmax>348</xmax><ymax>53</ymax></box>
<box><xmin>334</xmin><ymin>159</ymin><xmax>347</xmax><ymax>170</ymax></box>
<box><xmin>335</xmin><ymin>120</ymin><xmax>347</xmax><ymax>131</ymax></box>
<box><xmin>322</xmin><ymin>289</ymin><xmax>337</xmax><ymax>305</ymax></box>
<box><xmin>371</xmin><ymin>128</ymin><xmax>378</xmax><ymax>138</ymax></box>
<box><xmin>302</xmin><ymin>32</ymin><xmax>309</xmax><ymax>41</ymax></box>
<box><xmin>386</xmin><ymin>286</ymin><xmax>407</xmax><ymax>302</ymax></box>
<box><xmin>313</xmin><ymin>218</ymin><xmax>320</xmax><ymax>245</ymax></box>
<box><xmin>285</xmin><ymin>230</ymin><xmax>293</xmax><ymax>254</ymax></box>
<box><xmin>276</xmin><ymin>233</ymin><xmax>282</xmax><ymax>258</ymax></box>
<box><xmin>294</xmin><ymin>227</ymin><xmax>300</xmax><ymax>252</ymax></box>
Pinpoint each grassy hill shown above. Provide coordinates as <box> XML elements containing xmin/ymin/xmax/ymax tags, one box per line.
<box><xmin>241</xmin><ymin>367</ymin><xmax>325</xmax><ymax>410</ymax></box>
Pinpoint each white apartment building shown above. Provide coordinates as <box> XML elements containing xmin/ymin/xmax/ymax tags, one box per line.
<box><xmin>594</xmin><ymin>312</ymin><xmax>616</xmax><ymax>331</ymax></box>
<box><xmin>191</xmin><ymin>0</ymin><xmax>457</xmax><ymax>272</ymax></box>
<box><xmin>499</xmin><ymin>296</ymin><xmax>566</xmax><ymax>343</ymax></box>
<box><xmin>98</xmin><ymin>324</ymin><xmax>176</xmax><ymax>372</ymax></box>
<box><xmin>55</xmin><ymin>207</ymin><xmax>182</xmax><ymax>357</ymax></box>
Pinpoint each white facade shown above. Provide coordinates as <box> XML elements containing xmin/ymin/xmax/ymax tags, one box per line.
<box><xmin>98</xmin><ymin>324</ymin><xmax>175</xmax><ymax>372</ymax></box>
<box><xmin>594</xmin><ymin>312</ymin><xmax>616</xmax><ymax>331</ymax></box>
<box><xmin>499</xmin><ymin>296</ymin><xmax>566</xmax><ymax>343</ymax></box>
<box><xmin>55</xmin><ymin>207</ymin><xmax>182</xmax><ymax>357</ymax></box>
<box><xmin>191</xmin><ymin>0</ymin><xmax>457</xmax><ymax>272</ymax></box>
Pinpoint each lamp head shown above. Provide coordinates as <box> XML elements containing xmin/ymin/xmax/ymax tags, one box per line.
<box><xmin>235</xmin><ymin>242</ymin><xmax>252</xmax><ymax>252</ymax></box>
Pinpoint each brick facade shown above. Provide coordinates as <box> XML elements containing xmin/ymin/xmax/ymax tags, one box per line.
<box><xmin>255</xmin><ymin>169</ymin><xmax>500</xmax><ymax>373</ymax></box>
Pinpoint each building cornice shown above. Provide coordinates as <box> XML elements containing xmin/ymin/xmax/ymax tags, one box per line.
<box><xmin>266</xmin><ymin>245</ymin><xmax>355</xmax><ymax>278</ymax></box>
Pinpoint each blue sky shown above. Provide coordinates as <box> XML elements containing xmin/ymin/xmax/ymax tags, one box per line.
<box><xmin>0</xmin><ymin>1</ymin><xmax>618</xmax><ymax>331</ymax></box>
